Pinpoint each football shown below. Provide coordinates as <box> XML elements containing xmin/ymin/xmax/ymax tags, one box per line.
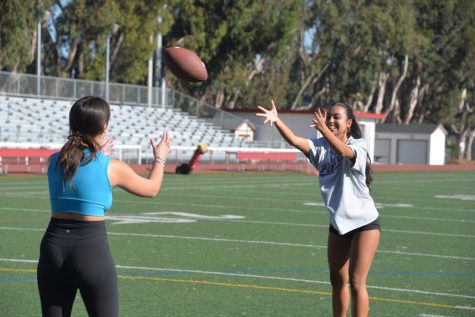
<box><xmin>163</xmin><ymin>47</ymin><xmax>208</xmax><ymax>82</ymax></box>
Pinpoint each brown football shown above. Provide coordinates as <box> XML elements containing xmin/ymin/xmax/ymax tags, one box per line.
<box><xmin>163</xmin><ymin>47</ymin><xmax>208</xmax><ymax>82</ymax></box>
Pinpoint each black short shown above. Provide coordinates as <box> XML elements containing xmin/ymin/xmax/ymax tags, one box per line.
<box><xmin>329</xmin><ymin>217</ymin><xmax>381</xmax><ymax>239</ymax></box>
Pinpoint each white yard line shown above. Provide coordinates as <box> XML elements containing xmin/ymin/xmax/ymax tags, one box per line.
<box><xmin>2</xmin><ymin>200</ymin><xmax>475</xmax><ymax>222</ymax></box>
<box><xmin>1</xmin><ymin>206</ymin><xmax>475</xmax><ymax>237</ymax></box>
<box><xmin>0</xmin><ymin>226</ymin><xmax>474</xmax><ymax>261</ymax></box>
<box><xmin>1</xmin><ymin>257</ymin><xmax>474</xmax><ymax>301</ymax></box>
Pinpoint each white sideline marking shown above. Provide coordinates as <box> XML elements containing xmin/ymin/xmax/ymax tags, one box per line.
<box><xmin>1</xmin><ymin>207</ymin><xmax>474</xmax><ymax>238</ymax></box>
<box><xmin>303</xmin><ymin>202</ymin><xmax>326</xmax><ymax>207</ymax></box>
<box><xmin>107</xmin><ymin>212</ymin><xmax>245</xmax><ymax>224</ymax></box>
<box><xmin>0</xmin><ymin>258</ymin><xmax>37</xmax><ymax>263</ymax></box>
<box><xmin>455</xmin><ymin>306</ymin><xmax>475</xmax><ymax>311</ymax></box>
<box><xmin>107</xmin><ymin>231</ymin><xmax>328</xmax><ymax>249</ymax></box>
<box><xmin>370</xmin><ymin>284</ymin><xmax>475</xmax><ymax>300</ymax></box>
<box><xmin>383</xmin><ymin>229</ymin><xmax>475</xmax><ymax>239</ymax></box>
<box><xmin>304</xmin><ymin>202</ymin><xmax>417</xmax><ymax>209</ymax></box>
<box><xmin>435</xmin><ymin>194</ymin><xmax>475</xmax><ymax>201</ymax></box>
<box><xmin>0</xmin><ymin>207</ymin><xmax>49</xmax><ymax>213</ymax></box>
<box><xmin>1</xmin><ymin>257</ymin><xmax>474</xmax><ymax>301</ymax></box>
<box><xmin>110</xmin><ymin>213</ymin><xmax>475</xmax><ymax>238</ymax></box>
<box><xmin>113</xmin><ymin>198</ymin><xmax>475</xmax><ymax>214</ymax></box>
<box><xmin>0</xmin><ymin>226</ymin><xmax>474</xmax><ymax>261</ymax></box>
<box><xmin>375</xmin><ymin>203</ymin><xmax>414</xmax><ymax>208</ymax></box>
<box><xmin>1</xmin><ymin>205</ymin><xmax>475</xmax><ymax>226</ymax></box>
<box><xmin>231</xmin><ymin>219</ymin><xmax>327</xmax><ymax>228</ymax></box>
<box><xmin>0</xmin><ymin>191</ymin><xmax>46</xmax><ymax>196</ymax></box>
<box><xmin>0</xmin><ymin>205</ymin><xmax>474</xmax><ymax>237</ymax></box>
<box><xmin>114</xmin><ymin>193</ymin><xmax>475</xmax><ymax>213</ymax></box>
<box><xmin>114</xmin><ymin>199</ymin><xmax>326</xmax><ymax>214</ymax></box>
<box><xmin>109</xmin><ymin>233</ymin><xmax>475</xmax><ymax>261</ymax></box>
<box><xmin>381</xmin><ymin>215</ymin><xmax>475</xmax><ymax>224</ymax></box>
<box><xmin>111</xmin><ymin>215</ymin><xmax>328</xmax><ymax>228</ymax></box>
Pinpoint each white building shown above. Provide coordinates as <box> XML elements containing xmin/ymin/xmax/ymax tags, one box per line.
<box><xmin>375</xmin><ymin>123</ymin><xmax>447</xmax><ymax>165</ymax></box>
<box><xmin>233</xmin><ymin>119</ymin><xmax>256</xmax><ymax>141</ymax></box>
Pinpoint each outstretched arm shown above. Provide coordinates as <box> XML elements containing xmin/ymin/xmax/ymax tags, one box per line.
<box><xmin>256</xmin><ymin>100</ymin><xmax>310</xmax><ymax>154</ymax></box>
<box><xmin>108</xmin><ymin>131</ymin><xmax>171</xmax><ymax>197</ymax></box>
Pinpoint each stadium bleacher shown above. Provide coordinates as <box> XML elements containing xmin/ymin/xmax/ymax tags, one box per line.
<box><xmin>0</xmin><ymin>96</ymin><xmax>246</xmax><ymax>150</ymax></box>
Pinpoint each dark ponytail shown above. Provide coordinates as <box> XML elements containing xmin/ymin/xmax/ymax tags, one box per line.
<box><xmin>331</xmin><ymin>103</ymin><xmax>373</xmax><ymax>189</ymax></box>
<box><xmin>57</xmin><ymin>96</ymin><xmax>110</xmax><ymax>189</ymax></box>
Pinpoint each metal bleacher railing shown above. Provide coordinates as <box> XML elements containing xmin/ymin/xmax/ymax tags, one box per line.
<box><xmin>0</xmin><ymin>70</ymin><xmax>172</xmax><ymax>106</ymax></box>
<box><xmin>0</xmin><ymin>70</ymin><xmax>245</xmax><ymax>132</ymax></box>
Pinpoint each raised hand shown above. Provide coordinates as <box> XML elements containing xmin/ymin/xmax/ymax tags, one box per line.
<box><xmin>310</xmin><ymin>107</ymin><xmax>327</xmax><ymax>131</ymax></box>
<box><xmin>150</xmin><ymin>131</ymin><xmax>171</xmax><ymax>161</ymax></box>
<box><xmin>256</xmin><ymin>99</ymin><xmax>279</xmax><ymax>126</ymax></box>
<box><xmin>100</xmin><ymin>137</ymin><xmax>114</xmax><ymax>156</ymax></box>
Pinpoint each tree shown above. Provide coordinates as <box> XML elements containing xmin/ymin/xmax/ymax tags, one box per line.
<box><xmin>0</xmin><ymin>0</ymin><xmax>51</xmax><ymax>73</ymax></box>
<box><xmin>302</xmin><ymin>0</ymin><xmax>417</xmax><ymax>114</ymax></box>
<box><xmin>410</xmin><ymin>0</ymin><xmax>475</xmax><ymax>159</ymax></box>
<box><xmin>36</xmin><ymin>0</ymin><xmax>177</xmax><ymax>83</ymax></box>
<box><xmin>164</xmin><ymin>0</ymin><xmax>303</xmax><ymax>109</ymax></box>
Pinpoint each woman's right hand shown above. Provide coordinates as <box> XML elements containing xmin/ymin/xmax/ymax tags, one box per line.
<box><xmin>256</xmin><ymin>99</ymin><xmax>279</xmax><ymax>126</ymax></box>
<box><xmin>150</xmin><ymin>131</ymin><xmax>171</xmax><ymax>161</ymax></box>
<box><xmin>100</xmin><ymin>137</ymin><xmax>114</xmax><ymax>156</ymax></box>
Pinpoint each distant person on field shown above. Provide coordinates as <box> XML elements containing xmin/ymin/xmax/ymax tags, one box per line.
<box><xmin>37</xmin><ymin>96</ymin><xmax>171</xmax><ymax>317</ymax></box>
<box><xmin>257</xmin><ymin>100</ymin><xmax>380</xmax><ymax>317</ymax></box>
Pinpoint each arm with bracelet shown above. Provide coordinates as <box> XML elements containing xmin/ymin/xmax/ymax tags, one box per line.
<box><xmin>108</xmin><ymin>131</ymin><xmax>171</xmax><ymax>197</ymax></box>
<box><xmin>154</xmin><ymin>156</ymin><xmax>166</xmax><ymax>167</ymax></box>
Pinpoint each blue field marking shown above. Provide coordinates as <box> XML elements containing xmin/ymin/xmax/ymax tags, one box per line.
<box><xmin>117</xmin><ymin>268</ymin><xmax>475</xmax><ymax>278</ymax></box>
<box><xmin>2</xmin><ymin>263</ymin><xmax>474</xmax><ymax>304</ymax></box>
<box><xmin>372</xmin><ymin>270</ymin><xmax>475</xmax><ymax>277</ymax></box>
<box><xmin>220</xmin><ymin>269</ymin><xmax>475</xmax><ymax>278</ymax></box>
<box><xmin>3</xmin><ymin>269</ymin><xmax>472</xmax><ymax>280</ymax></box>
<box><xmin>2</xmin><ymin>262</ymin><xmax>474</xmax><ymax>281</ymax></box>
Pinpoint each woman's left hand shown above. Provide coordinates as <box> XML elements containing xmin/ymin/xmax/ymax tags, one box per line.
<box><xmin>150</xmin><ymin>131</ymin><xmax>171</xmax><ymax>160</ymax></box>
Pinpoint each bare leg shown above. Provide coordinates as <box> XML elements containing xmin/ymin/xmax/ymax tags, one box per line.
<box><xmin>349</xmin><ymin>229</ymin><xmax>380</xmax><ymax>317</ymax></box>
<box><xmin>328</xmin><ymin>232</ymin><xmax>351</xmax><ymax>317</ymax></box>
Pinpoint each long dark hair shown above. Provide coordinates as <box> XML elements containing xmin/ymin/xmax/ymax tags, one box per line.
<box><xmin>330</xmin><ymin>102</ymin><xmax>373</xmax><ymax>188</ymax></box>
<box><xmin>57</xmin><ymin>96</ymin><xmax>110</xmax><ymax>188</ymax></box>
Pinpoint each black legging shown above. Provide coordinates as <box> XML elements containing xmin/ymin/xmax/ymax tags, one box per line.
<box><xmin>37</xmin><ymin>218</ymin><xmax>118</xmax><ymax>317</ymax></box>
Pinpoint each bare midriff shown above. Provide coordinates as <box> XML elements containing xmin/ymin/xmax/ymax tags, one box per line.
<box><xmin>52</xmin><ymin>212</ymin><xmax>105</xmax><ymax>222</ymax></box>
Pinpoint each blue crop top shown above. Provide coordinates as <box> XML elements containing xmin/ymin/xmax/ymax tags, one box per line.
<box><xmin>48</xmin><ymin>149</ymin><xmax>113</xmax><ymax>217</ymax></box>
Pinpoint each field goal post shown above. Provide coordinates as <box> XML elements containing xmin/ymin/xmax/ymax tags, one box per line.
<box><xmin>111</xmin><ymin>144</ymin><xmax>142</xmax><ymax>164</ymax></box>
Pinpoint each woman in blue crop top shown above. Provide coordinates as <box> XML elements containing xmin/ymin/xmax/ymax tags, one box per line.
<box><xmin>257</xmin><ymin>100</ymin><xmax>380</xmax><ymax>317</ymax></box>
<box><xmin>37</xmin><ymin>96</ymin><xmax>171</xmax><ymax>317</ymax></box>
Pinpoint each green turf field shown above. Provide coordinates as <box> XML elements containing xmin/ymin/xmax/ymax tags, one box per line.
<box><xmin>0</xmin><ymin>171</ymin><xmax>474</xmax><ymax>316</ymax></box>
